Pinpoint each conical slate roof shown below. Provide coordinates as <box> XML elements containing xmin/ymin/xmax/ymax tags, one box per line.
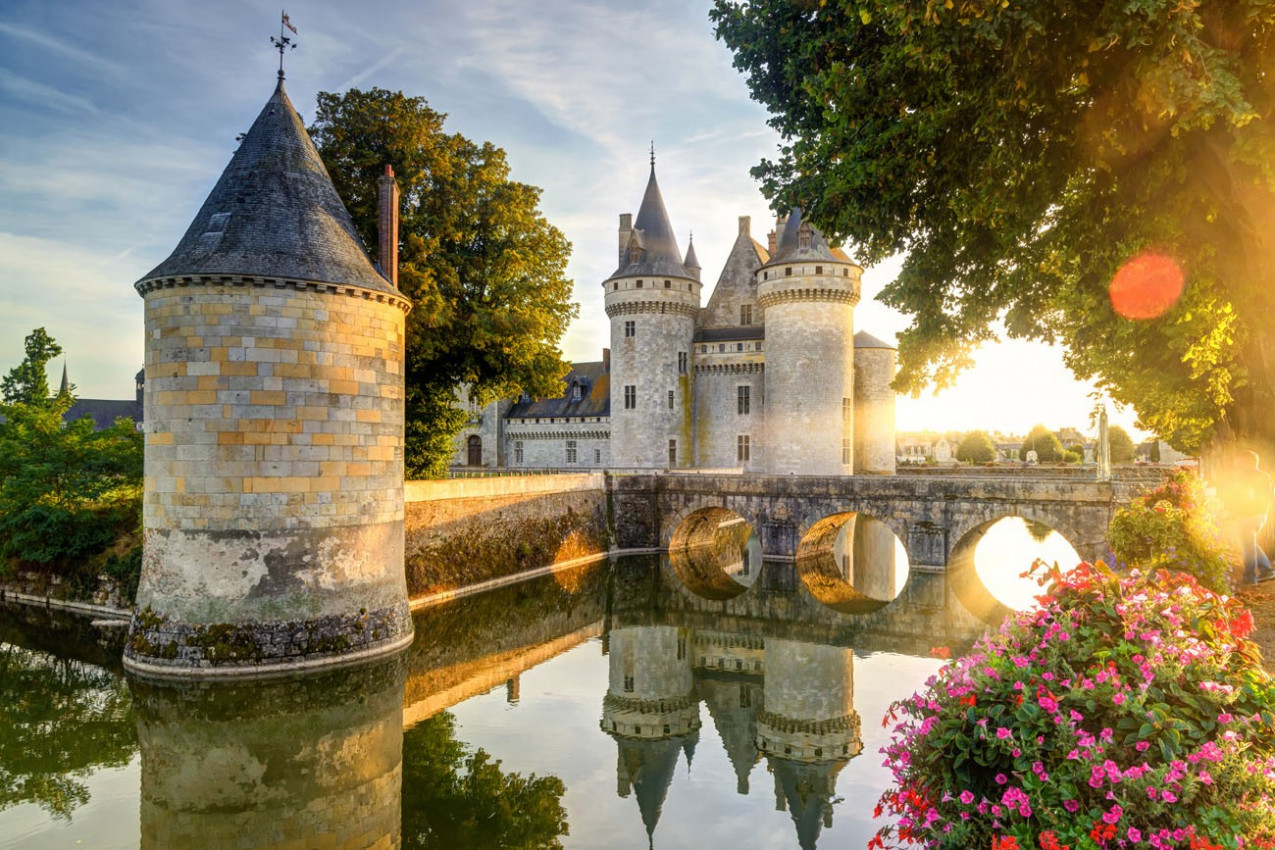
<box><xmin>683</xmin><ymin>234</ymin><xmax>700</xmax><ymax>270</ymax></box>
<box><xmin>762</xmin><ymin>207</ymin><xmax>853</xmax><ymax>268</ymax></box>
<box><xmin>137</xmin><ymin>80</ymin><xmax>395</xmax><ymax>295</ymax></box>
<box><xmin>853</xmin><ymin>330</ymin><xmax>896</xmax><ymax>350</ymax></box>
<box><xmin>609</xmin><ymin>166</ymin><xmax>691</xmax><ymax>280</ymax></box>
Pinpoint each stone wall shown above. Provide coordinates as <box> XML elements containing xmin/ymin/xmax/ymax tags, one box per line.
<box><xmin>403</xmin><ymin>473</ymin><xmax>609</xmax><ymax>598</ymax></box>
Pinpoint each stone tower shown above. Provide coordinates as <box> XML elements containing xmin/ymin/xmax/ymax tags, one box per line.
<box><xmin>604</xmin><ymin>162</ymin><xmax>700</xmax><ymax>469</ymax></box>
<box><xmin>756</xmin><ymin>211</ymin><xmax>862</xmax><ymax>475</ymax></box>
<box><xmin>125</xmin><ymin>76</ymin><xmax>414</xmax><ymax>676</ymax></box>
<box><xmin>852</xmin><ymin>331</ymin><xmax>897</xmax><ymax>475</ymax></box>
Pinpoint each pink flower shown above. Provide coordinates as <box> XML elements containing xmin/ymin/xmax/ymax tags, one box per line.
<box><xmin>995</xmin><ymin>773</ymin><xmax>1008</xmax><ymax>785</ymax></box>
<box><xmin>997</xmin><ymin>727</ymin><xmax>1012</xmax><ymax>740</ymax></box>
<box><xmin>1063</xmin><ymin>799</ymin><xmax>1080</xmax><ymax>813</ymax></box>
<box><xmin>959</xmin><ymin>790</ymin><xmax>975</xmax><ymax>804</ymax></box>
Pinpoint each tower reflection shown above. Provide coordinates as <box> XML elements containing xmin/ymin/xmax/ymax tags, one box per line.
<box><xmin>130</xmin><ymin>658</ymin><xmax>406</xmax><ymax>849</ymax></box>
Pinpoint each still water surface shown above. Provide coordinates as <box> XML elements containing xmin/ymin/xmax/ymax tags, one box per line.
<box><xmin>0</xmin><ymin>523</ymin><xmax>1075</xmax><ymax>850</ymax></box>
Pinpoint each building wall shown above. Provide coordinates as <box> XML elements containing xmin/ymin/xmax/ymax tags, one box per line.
<box><xmin>853</xmin><ymin>347</ymin><xmax>897</xmax><ymax>474</ymax></box>
<box><xmin>503</xmin><ymin>418</ymin><xmax>610</xmax><ymax>469</ymax></box>
<box><xmin>693</xmin><ymin>358</ymin><xmax>766</xmax><ymax>470</ymax></box>
<box><xmin>130</xmin><ymin>284</ymin><xmax>411</xmax><ymax>667</ymax></box>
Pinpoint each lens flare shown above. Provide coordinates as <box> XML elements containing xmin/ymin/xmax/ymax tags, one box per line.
<box><xmin>1108</xmin><ymin>252</ymin><xmax>1183</xmax><ymax>320</ymax></box>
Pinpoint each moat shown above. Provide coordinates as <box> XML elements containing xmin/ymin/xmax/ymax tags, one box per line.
<box><xmin>0</xmin><ymin>515</ymin><xmax>1073</xmax><ymax>850</ymax></box>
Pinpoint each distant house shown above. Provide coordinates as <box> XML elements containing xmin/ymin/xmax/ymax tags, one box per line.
<box><xmin>60</xmin><ymin>367</ymin><xmax>144</xmax><ymax>431</ymax></box>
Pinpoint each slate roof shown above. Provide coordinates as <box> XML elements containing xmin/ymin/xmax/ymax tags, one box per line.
<box><xmin>506</xmin><ymin>360</ymin><xmax>610</xmax><ymax>419</ymax></box>
<box><xmin>853</xmin><ymin>330</ymin><xmax>895</xmax><ymax>350</ymax></box>
<box><xmin>608</xmin><ymin>166</ymin><xmax>692</xmax><ymax>281</ymax></box>
<box><xmin>694</xmin><ymin>326</ymin><xmax>765</xmax><ymax>343</ymax></box>
<box><xmin>683</xmin><ymin>235</ymin><xmax>700</xmax><ymax>270</ymax></box>
<box><xmin>137</xmin><ymin>80</ymin><xmax>395</xmax><ymax>295</ymax></box>
<box><xmin>64</xmin><ymin>399</ymin><xmax>141</xmax><ymax>431</ymax></box>
<box><xmin>762</xmin><ymin>208</ymin><xmax>854</xmax><ymax>267</ymax></box>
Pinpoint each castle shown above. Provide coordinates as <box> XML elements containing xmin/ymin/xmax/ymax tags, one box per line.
<box><xmin>456</xmin><ymin>163</ymin><xmax>897</xmax><ymax>475</ymax></box>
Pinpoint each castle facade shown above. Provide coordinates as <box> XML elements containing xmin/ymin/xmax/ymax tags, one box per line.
<box><xmin>456</xmin><ymin>164</ymin><xmax>897</xmax><ymax>475</ymax></box>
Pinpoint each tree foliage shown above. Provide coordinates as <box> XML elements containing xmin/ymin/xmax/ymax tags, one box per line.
<box><xmin>955</xmin><ymin>429</ymin><xmax>996</xmax><ymax>464</ymax></box>
<box><xmin>1108</xmin><ymin>424</ymin><xmax>1136</xmax><ymax>463</ymax></box>
<box><xmin>711</xmin><ymin>0</ymin><xmax>1275</xmax><ymax>454</ymax></box>
<box><xmin>1021</xmin><ymin>424</ymin><xmax>1064</xmax><ymax>463</ymax></box>
<box><xmin>0</xmin><ymin>331</ymin><xmax>142</xmax><ymax>574</ymax></box>
<box><xmin>400</xmin><ymin>710</ymin><xmax>568</xmax><ymax>849</ymax></box>
<box><xmin>310</xmin><ymin>89</ymin><xmax>577</xmax><ymax>477</ymax></box>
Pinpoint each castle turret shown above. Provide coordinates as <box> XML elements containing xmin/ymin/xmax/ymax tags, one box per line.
<box><xmin>756</xmin><ymin>210</ymin><xmax>861</xmax><ymax>475</ymax></box>
<box><xmin>853</xmin><ymin>331</ymin><xmax>897</xmax><ymax>474</ymax></box>
<box><xmin>125</xmin><ymin>76</ymin><xmax>413</xmax><ymax>675</ymax></box>
<box><xmin>604</xmin><ymin>161</ymin><xmax>700</xmax><ymax>469</ymax></box>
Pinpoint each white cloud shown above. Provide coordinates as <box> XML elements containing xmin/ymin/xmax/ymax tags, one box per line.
<box><xmin>0</xmin><ymin>69</ymin><xmax>98</xmax><ymax>114</ymax></box>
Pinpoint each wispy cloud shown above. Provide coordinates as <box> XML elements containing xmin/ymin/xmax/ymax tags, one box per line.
<box><xmin>0</xmin><ymin>68</ymin><xmax>97</xmax><ymax>114</ymax></box>
<box><xmin>0</xmin><ymin>22</ymin><xmax>126</xmax><ymax>75</ymax></box>
<box><xmin>333</xmin><ymin>47</ymin><xmax>406</xmax><ymax>92</ymax></box>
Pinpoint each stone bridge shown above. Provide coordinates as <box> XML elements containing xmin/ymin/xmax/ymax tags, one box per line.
<box><xmin>609</xmin><ymin>472</ymin><xmax>1154</xmax><ymax>569</ymax></box>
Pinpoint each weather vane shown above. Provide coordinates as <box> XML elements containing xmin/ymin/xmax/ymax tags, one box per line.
<box><xmin>650</xmin><ymin>141</ymin><xmax>655</xmax><ymax>169</ymax></box>
<box><xmin>270</xmin><ymin>11</ymin><xmax>298</xmax><ymax>80</ymax></box>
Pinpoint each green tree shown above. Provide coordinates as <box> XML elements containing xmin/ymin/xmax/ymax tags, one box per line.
<box><xmin>1108</xmin><ymin>425</ymin><xmax>1136</xmax><ymax>463</ymax></box>
<box><xmin>711</xmin><ymin>0</ymin><xmax>1275</xmax><ymax>455</ymax></box>
<box><xmin>400</xmin><ymin>711</ymin><xmax>568</xmax><ymax>849</ymax></box>
<box><xmin>2</xmin><ymin>328</ymin><xmax>61</xmax><ymax>407</ymax></box>
<box><xmin>309</xmin><ymin>89</ymin><xmax>577</xmax><ymax>478</ymax></box>
<box><xmin>1020</xmin><ymin>424</ymin><xmax>1064</xmax><ymax>463</ymax></box>
<box><xmin>954</xmin><ymin>430</ymin><xmax>996</xmax><ymax>464</ymax></box>
<box><xmin>0</xmin><ymin>331</ymin><xmax>143</xmax><ymax>576</ymax></box>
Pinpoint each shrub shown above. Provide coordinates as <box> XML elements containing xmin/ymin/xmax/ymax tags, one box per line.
<box><xmin>873</xmin><ymin>562</ymin><xmax>1275</xmax><ymax>849</ymax></box>
<box><xmin>1108</xmin><ymin>471</ymin><xmax>1232</xmax><ymax>593</ymax></box>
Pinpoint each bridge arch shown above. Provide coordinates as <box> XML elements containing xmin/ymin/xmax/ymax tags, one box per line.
<box><xmin>948</xmin><ymin>513</ymin><xmax>1084</xmax><ymax>622</ymax></box>
<box><xmin>794</xmin><ymin>510</ymin><xmax>910</xmax><ymax>614</ymax></box>
<box><xmin>666</xmin><ymin>502</ymin><xmax>763</xmax><ymax>601</ymax></box>
<box><xmin>665</xmin><ymin>499</ymin><xmax>764</xmax><ymax>553</ymax></box>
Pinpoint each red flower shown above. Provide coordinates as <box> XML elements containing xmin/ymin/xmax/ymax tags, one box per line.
<box><xmin>931</xmin><ymin>645</ymin><xmax>952</xmax><ymax>659</ymax></box>
<box><xmin>992</xmin><ymin>837</ymin><xmax>1021</xmax><ymax>850</ymax></box>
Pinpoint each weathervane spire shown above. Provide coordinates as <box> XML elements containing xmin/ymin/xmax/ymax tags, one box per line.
<box><xmin>649</xmin><ymin>141</ymin><xmax>655</xmax><ymax>171</ymax></box>
<box><xmin>271</xmin><ymin>10</ymin><xmax>298</xmax><ymax>81</ymax></box>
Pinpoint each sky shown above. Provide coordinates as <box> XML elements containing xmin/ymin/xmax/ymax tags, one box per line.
<box><xmin>0</xmin><ymin>0</ymin><xmax>1150</xmax><ymax>439</ymax></box>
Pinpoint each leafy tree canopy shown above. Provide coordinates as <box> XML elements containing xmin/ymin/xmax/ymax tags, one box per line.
<box><xmin>711</xmin><ymin>0</ymin><xmax>1275</xmax><ymax>454</ymax></box>
<box><xmin>2</xmin><ymin>329</ymin><xmax>62</xmax><ymax>407</ymax></box>
<box><xmin>309</xmin><ymin>89</ymin><xmax>578</xmax><ymax>477</ymax></box>
<box><xmin>955</xmin><ymin>429</ymin><xmax>996</xmax><ymax>464</ymax></box>
<box><xmin>1108</xmin><ymin>424</ymin><xmax>1137</xmax><ymax>463</ymax></box>
<box><xmin>1021</xmin><ymin>424</ymin><xmax>1064</xmax><ymax>462</ymax></box>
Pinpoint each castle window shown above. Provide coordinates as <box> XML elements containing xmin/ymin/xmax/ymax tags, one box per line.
<box><xmin>739</xmin><ymin>684</ymin><xmax>752</xmax><ymax>708</ymax></box>
<box><xmin>519</xmin><ymin>392</ymin><xmax>530</xmax><ymax>403</ymax></box>
<box><xmin>667</xmin><ymin>390</ymin><xmax>674</xmax><ymax>409</ymax></box>
<box><xmin>700</xmin><ymin>345</ymin><xmax>707</xmax><ymax>354</ymax></box>
<box><xmin>594</xmin><ymin>448</ymin><xmax>601</xmax><ymax>464</ymax></box>
<box><xmin>566</xmin><ymin>440</ymin><xmax>577</xmax><ymax>464</ymax></box>
<box><xmin>843</xmin><ymin>268</ymin><xmax>849</xmax><ymax>276</ymax></box>
<box><xmin>755</xmin><ymin>342</ymin><xmax>762</xmax><ymax>351</ymax></box>
<box><xmin>798</xmin><ymin>222</ymin><xmax>813</xmax><ymax>249</ymax></box>
<box><xmin>668</xmin><ymin>439</ymin><xmax>677</xmax><ymax>466</ymax></box>
<box><xmin>737</xmin><ymin>434</ymin><xmax>750</xmax><ymax>462</ymax></box>
<box><xmin>624</xmin><ymin>675</ymin><xmax>634</xmax><ymax>692</ymax></box>
<box><xmin>815</xmin><ymin>265</ymin><xmax>823</xmax><ymax>275</ymax></box>
<box><xmin>785</xmin><ymin>266</ymin><xmax>793</xmax><ymax>277</ymax></box>
<box><xmin>664</xmin><ymin>280</ymin><xmax>671</xmax><ymax>289</ymax></box>
<box><xmin>613</xmin><ymin>282</ymin><xmax>619</xmax><ymax>291</ymax></box>
<box><xmin>629</xmin><ymin>248</ymin><xmax>641</xmax><ymax>264</ymax></box>
<box><xmin>763</xmin><ymin>271</ymin><xmax>769</xmax><ymax>280</ymax></box>
<box><xmin>678</xmin><ymin>351</ymin><xmax>687</xmax><ymax>373</ymax></box>
<box><xmin>571</xmin><ymin>383</ymin><xmax>583</xmax><ymax>402</ymax></box>
<box><xmin>718</xmin><ymin>344</ymin><xmax>725</xmax><ymax>353</ymax></box>
<box><xmin>842</xmin><ymin>397</ymin><xmax>852</xmax><ymax>423</ymax></box>
<box><xmin>624</xmin><ymin>385</ymin><xmax>636</xmax><ymax>409</ymax></box>
<box><xmin>737</xmin><ymin>343</ymin><xmax>744</xmax><ymax>352</ymax></box>
<box><xmin>624</xmin><ymin>320</ymin><xmax>635</xmax><ymax>338</ymax></box>
<box><xmin>842</xmin><ymin>438</ymin><xmax>852</xmax><ymax>465</ymax></box>
<box><xmin>738</xmin><ymin>386</ymin><xmax>750</xmax><ymax>415</ymax></box>
<box><xmin>636</xmin><ymin>280</ymin><xmax>644</xmax><ymax>288</ymax></box>
<box><xmin>740</xmin><ymin>304</ymin><xmax>752</xmax><ymax>325</ymax></box>
<box><xmin>514</xmin><ymin>441</ymin><xmax>524</xmax><ymax>464</ymax></box>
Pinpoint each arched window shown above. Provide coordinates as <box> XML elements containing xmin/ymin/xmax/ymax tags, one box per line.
<box><xmin>467</xmin><ymin>435</ymin><xmax>482</xmax><ymax>466</ymax></box>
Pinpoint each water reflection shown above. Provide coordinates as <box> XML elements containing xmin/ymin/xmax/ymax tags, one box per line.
<box><xmin>130</xmin><ymin>659</ymin><xmax>406</xmax><ymax>849</ymax></box>
<box><xmin>668</xmin><ymin>509</ymin><xmax>761</xmax><ymax>599</ymax></box>
<box><xmin>0</xmin><ymin>643</ymin><xmax>136</xmax><ymax>820</ymax></box>
<box><xmin>796</xmin><ymin>513</ymin><xmax>909</xmax><ymax>613</ymax></box>
<box><xmin>956</xmin><ymin>517</ymin><xmax>1082</xmax><ymax>612</ymax></box>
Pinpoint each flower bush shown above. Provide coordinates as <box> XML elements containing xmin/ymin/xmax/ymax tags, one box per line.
<box><xmin>872</xmin><ymin>562</ymin><xmax>1275</xmax><ymax>849</ymax></box>
<box><xmin>1108</xmin><ymin>471</ymin><xmax>1233</xmax><ymax>593</ymax></box>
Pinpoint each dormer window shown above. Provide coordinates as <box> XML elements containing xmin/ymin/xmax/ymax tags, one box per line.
<box><xmin>798</xmin><ymin>222</ymin><xmax>813</xmax><ymax>250</ymax></box>
<box><xmin>570</xmin><ymin>382</ymin><xmax>583</xmax><ymax>402</ymax></box>
<box><xmin>629</xmin><ymin>247</ymin><xmax>641</xmax><ymax>264</ymax></box>
<box><xmin>519</xmin><ymin>392</ymin><xmax>531</xmax><ymax>403</ymax></box>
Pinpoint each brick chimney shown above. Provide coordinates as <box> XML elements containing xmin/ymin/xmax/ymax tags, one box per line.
<box><xmin>618</xmin><ymin>213</ymin><xmax>632</xmax><ymax>267</ymax></box>
<box><xmin>603</xmin><ymin>347</ymin><xmax>611</xmax><ymax>372</ymax></box>
<box><xmin>738</xmin><ymin>215</ymin><xmax>750</xmax><ymax>237</ymax></box>
<box><xmin>377</xmin><ymin>165</ymin><xmax>400</xmax><ymax>288</ymax></box>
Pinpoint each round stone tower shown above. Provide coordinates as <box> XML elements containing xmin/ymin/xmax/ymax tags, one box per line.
<box><xmin>852</xmin><ymin>331</ymin><xmax>897</xmax><ymax>475</ymax></box>
<box><xmin>124</xmin><ymin>77</ymin><xmax>413</xmax><ymax>676</ymax></box>
<box><xmin>756</xmin><ymin>211</ymin><xmax>862</xmax><ymax>475</ymax></box>
<box><xmin>603</xmin><ymin>162</ymin><xmax>700</xmax><ymax>469</ymax></box>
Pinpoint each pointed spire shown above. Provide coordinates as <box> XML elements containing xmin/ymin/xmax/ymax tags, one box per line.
<box><xmin>138</xmin><ymin>79</ymin><xmax>395</xmax><ymax>295</ymax></box>
<box><xmin>683</xmin><ymin>232</ymin><xmax>700</xmax><ymax>270</ymax></box>
<box><xmin>59</xmin><ymin>363</ymin><xmax>69</xmax><ymax>396</ymax></box>
<box><xmin>609</xmin><ymin>153</ymin><xmax>691</xmax><ymax>280</ymax></box>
